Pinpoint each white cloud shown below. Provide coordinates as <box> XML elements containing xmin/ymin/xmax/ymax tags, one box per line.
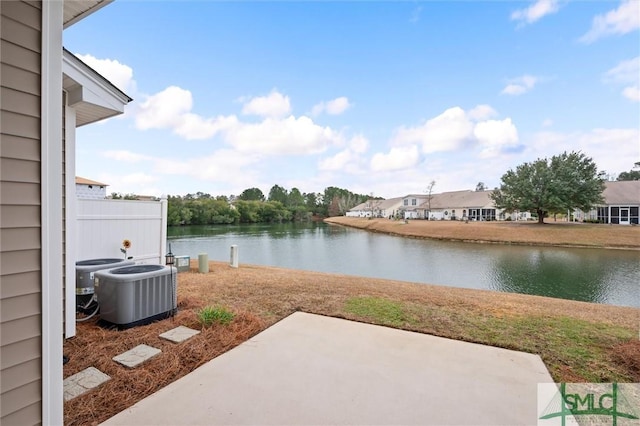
<box><xmin>135</xmin><ymin>86</ymin><xmax>237</xmax><ymax>140</ymax></box>
<box><xmin>604</xmin><ymin>56</ymin><xmax>640</xmax><ymax>83</ymax></box>
<box><xmin>224</xmin><ymin>115</ymin><xmax>343</xmax><ymax>155</ymax></box>
<box><xmin>76</xmin><ymin>53</ymin><xmax>136</xmax><ymax>94</ymax></box>
<box><xmin>580</xmin><ymin>0</ymin><xmax>640</xmax><ymax>43</ymax></box>
<box><xmin>102</xmin><ymin>150</ymin><xmax>150</xmax><ymax>162</ymax></box>
<box><xmin>134</xmin><ymin>87</ymin><xmax>350</xmax><ymax>158</ymax></box>
<box><xmin>501</xmin><ymin>75</ymin><xmax>538</xmax><ymax>95</ymax></box>
<box><xmin>473</xmin><ymin>118</ymin><xmax>520</xmax><ymax>158</ymax></box>
<box><xmin>392</xmin><ymin>106</ymin><xmax>474</xmax><ymax>154</ymax></box>
<box><xmin>349</xmin><ymin>135</ymin><xmax>369</xmax><ymax>154</ymax></box>
<box><xmin>384</xmin><ymin>105</ymin><xmax>521</xmax><ymax>165</ymax></box>
<box><xmin>510</xmin><ymin>0</ymin><xmax>560</xmax><ymax>25</ymax></box>
<box><xmin>528</xmin><ymin>128</ymin><xmax>640</xmax><ymax>175</ymax></box>
<box><xmin>311</xmin><ymin>97</ymin><xmax>352</xmax><ymax>116</ymax></box>
<box><xmin>241</xmin><ymin>90</ymin><xmax>291</xmax><ymax>118</ymax></box>
<box><xmin>622</xmin><ymin>86</ymin><xmax>640</xmax><ymax>102</ymax></box>
<box><xmin>542</xmin><ymin>118</ymin><xmax>554</xmax><ymax>127</ymax></box>
<box><xmin>120</xmin><ymin>172</ymin><xmax>159</xmax><ymax>186</ymax></box>
<box><xmin>604</xmin><ymin>57</ymin><xmax>640</xmax><ymax>102</ymax></box>
<box><xmin>318</xmin><ymin>135</ymin><xmax>369</xmax><ymax>173</ymax></box>
<box><xmin>319</xmin><ymin>149</ymin><xmax>357</xmax><ymax>171</ymax></box>
<box><xmin>135</xmin><ymin>86</ymin><xmax>192</xmax><ymax>129</ymax></box>
<box><xmin>371</xmin><ymin>145</ymin><xmax>420</xmax><ymax>172</ymax></box>
<box><xmin>94</xmin><ymin>172</ymin><xmax>161</xmax><ymax>196</ymax></box>
<box><xmin>154</xmin><ymin>149</ymin><xmax>260</xmax><ymax>184</ymax></box>
<box><xmin>326</xmin><ymin>97</ymin><xmax>352</xmax><ymax>115</ymax></box>
<box><xmin>175</xmin><ymin>113</ymin><xmax>238</xmax><ymax>140</ymax></box>
<box><xmin>467</xmin><ymin>104</ymin><xmax>498</xmax><ymax>121</ymax></box>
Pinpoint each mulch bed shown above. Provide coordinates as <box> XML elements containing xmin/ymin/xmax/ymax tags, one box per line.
<box><xmin>63</xmin><ymin>297</ymin><xmax>263</xmax><ymax>425</ymax></box>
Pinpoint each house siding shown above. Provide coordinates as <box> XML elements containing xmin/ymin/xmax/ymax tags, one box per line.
<box><xmin>0</xmin><ymin>1</ymin><xmax>43</xmax><ymax>424</ymax></box>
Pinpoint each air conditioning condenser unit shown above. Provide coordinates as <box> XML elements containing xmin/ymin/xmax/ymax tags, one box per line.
<box><xmin>94</xmin><ymin>264</ymin><xmax>177</xmax><ymax>329</ymax></box>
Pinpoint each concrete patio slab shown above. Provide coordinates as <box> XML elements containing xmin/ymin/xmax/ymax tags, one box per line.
<box><xmin>102</xmin><ymin>312</ymin><xmax>554</xmax><ymax>425</ymax></box>
<box><xmin>160</xmin><ymin>325</ymin><xmax>201</xmax><ymax>343</ymax></box>
<box><xmin>64</xmin><ymin>367</ymin><xmax>110</xmax><ymax>401</ymax></box>
<box><xmin>113</xmin><ymin>344</ymin><xmax>161</xmax><ymax>368</ymax></box>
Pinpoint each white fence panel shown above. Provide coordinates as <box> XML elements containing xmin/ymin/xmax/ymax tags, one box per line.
<box><xmin>76</xmin><ymin>198</ymin><xmax>167</xmax><ymax>264</ymax></box>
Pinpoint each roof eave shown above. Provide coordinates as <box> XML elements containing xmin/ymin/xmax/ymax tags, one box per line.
<box><xmin>63</xmin><ymin>0</ymin><xmax>114</xmax><ymax>29</ymax></box>
<box><xmin>63</xmin><ymin>49</ymin><xmax>132</xmax><ymax>127</ymax></box>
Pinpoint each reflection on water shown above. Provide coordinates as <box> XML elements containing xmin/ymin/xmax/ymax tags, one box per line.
<box><xmin>168</xmin><ymin>222</ymin><xmax>640</xmax><ymax>308</ymax></box>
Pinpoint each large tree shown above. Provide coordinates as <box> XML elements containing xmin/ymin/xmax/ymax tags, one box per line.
<box><xmin>288</xmin><ymin>188</ymin><xmax>305</xmax><ymax>208</ymax></box>
<box><xmin>238</xmin><ymin>187</ymin><xmax>265</xmax><ymax>201</ymax></box>
<box><xmin>491</xmin><ymin>151</ymin><xmax>605</xmax><ymax>224</ymax></box>
<box><xmin>268</xmin><ymin>184</ymin><xmax>289</xmax><ymax>204</ymax></box>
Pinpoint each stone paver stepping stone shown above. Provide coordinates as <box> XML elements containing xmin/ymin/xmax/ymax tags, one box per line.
<box><xmin>63</xmin><ymin>367</ymin><xmax>110</xmax><ymax>401</ymax></box>
<box><xmin>159</xmin><ymin>326</ymin><xmax>201</xmax><ymax>343</ymax></box>
<box><xmin>113</xmin><ymin>344</ymin><xmax>161</xmax><ymax>368</ymax></box>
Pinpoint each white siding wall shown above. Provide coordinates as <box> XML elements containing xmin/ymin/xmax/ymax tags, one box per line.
<box><xmin>76</xmin><ymin>183</ymin><xmax>106</xmax><ymax>199</ymax></box>
<box><xmin>76</xmin><ymin>198</ymin><xmax>168</xmax><ymax>264</ymax></box>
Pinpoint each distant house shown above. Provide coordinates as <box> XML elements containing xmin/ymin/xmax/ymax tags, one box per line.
<box><xmin>76</xmin><ymin>176</ymin><xmax>108</xmax><ymax>199</ymax></box>
<box><xmin>399</xmin><ymin>194</ymin><xmax>430</xmax><ymax>219</ymax></box>
<box><xmin>428</xmin><ymin>190</ymin><xmax>497</xmax><ymax>221</ymax></box>
<box><xmin>347</xmin><ymin>197</ymin><xmax>404</xmax><ymax>218</ymax></box>
<box><xmin>574</xmin><ymin>181</ymin><xmax>640</xmax><ymax>225</ymax></box>
<box><xmin>399</xmin><ymin>190</ymin><xmax>530</xmax><ymax>221</ymax></box>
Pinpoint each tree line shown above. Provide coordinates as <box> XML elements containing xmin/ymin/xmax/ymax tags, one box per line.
<box><xmin>138</xmin><ymin>152</ymin><xmax>635</xmax><ymax>227</ymax></box>
<box><xmin>167</xmin><ymin>186</ymin><xmax>373</xmax><ymax>226</ymax></box>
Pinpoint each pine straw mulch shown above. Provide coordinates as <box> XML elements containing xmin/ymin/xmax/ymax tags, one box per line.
<box><xmin>611</xmin><ymin>339</ymin><xmax>640</xmax><ymax>378</ymax></box>
<box><xmin>64</xmin><ymin>260</ymin><xmax>639</xmax><ymax>425</ymax></box>
<box><xmin>63</xmin><ymin>299</ymin><xmax>263</xmax><ymax>426</ymax></box>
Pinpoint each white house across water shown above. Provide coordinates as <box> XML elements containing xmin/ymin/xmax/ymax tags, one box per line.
<box><xmin>396</xmin><ymin>190</ymin><xmax>530</xmax><ymax>221</ymax></box>
<box><xmin>574</xmin><ymin>181</ymin><xmax>640</xmax><ymax>225</ymax></box>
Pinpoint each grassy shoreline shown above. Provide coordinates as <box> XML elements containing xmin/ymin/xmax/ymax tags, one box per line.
<box><xmin>65</xmin><ymin>261</ymin><xmax>639</xmax><ymax>425</ymax></box>
<box><xmin>324</xmin><ymin>216</ymin><xmax>640</xmax><ymax>250</ymax></box>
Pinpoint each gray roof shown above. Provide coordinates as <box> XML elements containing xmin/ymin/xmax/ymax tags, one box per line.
<box><xmin>602</xmin><ymin>181</ymin><xmax>640</xmax><ymax>205</ymax></box>
<box><xmin>349</xmin><ymin>197</ymin><xmax>404</xmax><ymax>212</ymax></box>
<box><xmin>377</xmin><ymin>197</ymin><xmax>404</xmax><ymax>210</ymax></box>
<box><xmin>423</xmin><ymin>190</ymin><xmax>494</xmax><ymax>209</ymax></box>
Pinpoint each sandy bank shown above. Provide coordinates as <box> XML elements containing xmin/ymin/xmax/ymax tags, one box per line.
<box><xmin>324</xmin><ymin>216</ymin><xmax>640</xmax><ymax>249</ymax></box>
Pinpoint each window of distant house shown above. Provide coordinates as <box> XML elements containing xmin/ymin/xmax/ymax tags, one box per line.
<box><xmin>88</xmin><ymin>185</ymin><xmax>93</xmax><ymax>189</ymax></box>
<box><xmin>404</xmin><ymin>199</ymin><xmax>408</xmax><ymax>206</ymax></box>
<box><xmin>412</xmin><ymin>199</ymin><xmax>416</xmax><ymax>206</ymax></box>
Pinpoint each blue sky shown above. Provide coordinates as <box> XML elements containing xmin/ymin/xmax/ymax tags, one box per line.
<box><xmin>64</xmin><ymin>0</ymin><xmax>639</xmax><ymax>199</ymax></box>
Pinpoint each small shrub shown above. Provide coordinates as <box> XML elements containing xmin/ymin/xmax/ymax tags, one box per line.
<box><xmin>197</xmin><ymin>305</ymin><xmax>235</xmax><ymax>327</ymax></box>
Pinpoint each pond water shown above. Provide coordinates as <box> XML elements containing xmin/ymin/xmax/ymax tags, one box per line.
<box><xmin>167</xmin><ymin>222</ymin><xmax>640</xmax><ymax>308</ymax></box>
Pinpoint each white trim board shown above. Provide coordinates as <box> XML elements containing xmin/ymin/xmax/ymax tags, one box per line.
<box><xmin>41</xmin><ymin>1</ymin><xmax>64</xmax><ymax>424</ymax></box>
<box><xmin>65</xmin><ymin>101</ymin><xmax>77</xmax><ymax>338</ymax></box>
